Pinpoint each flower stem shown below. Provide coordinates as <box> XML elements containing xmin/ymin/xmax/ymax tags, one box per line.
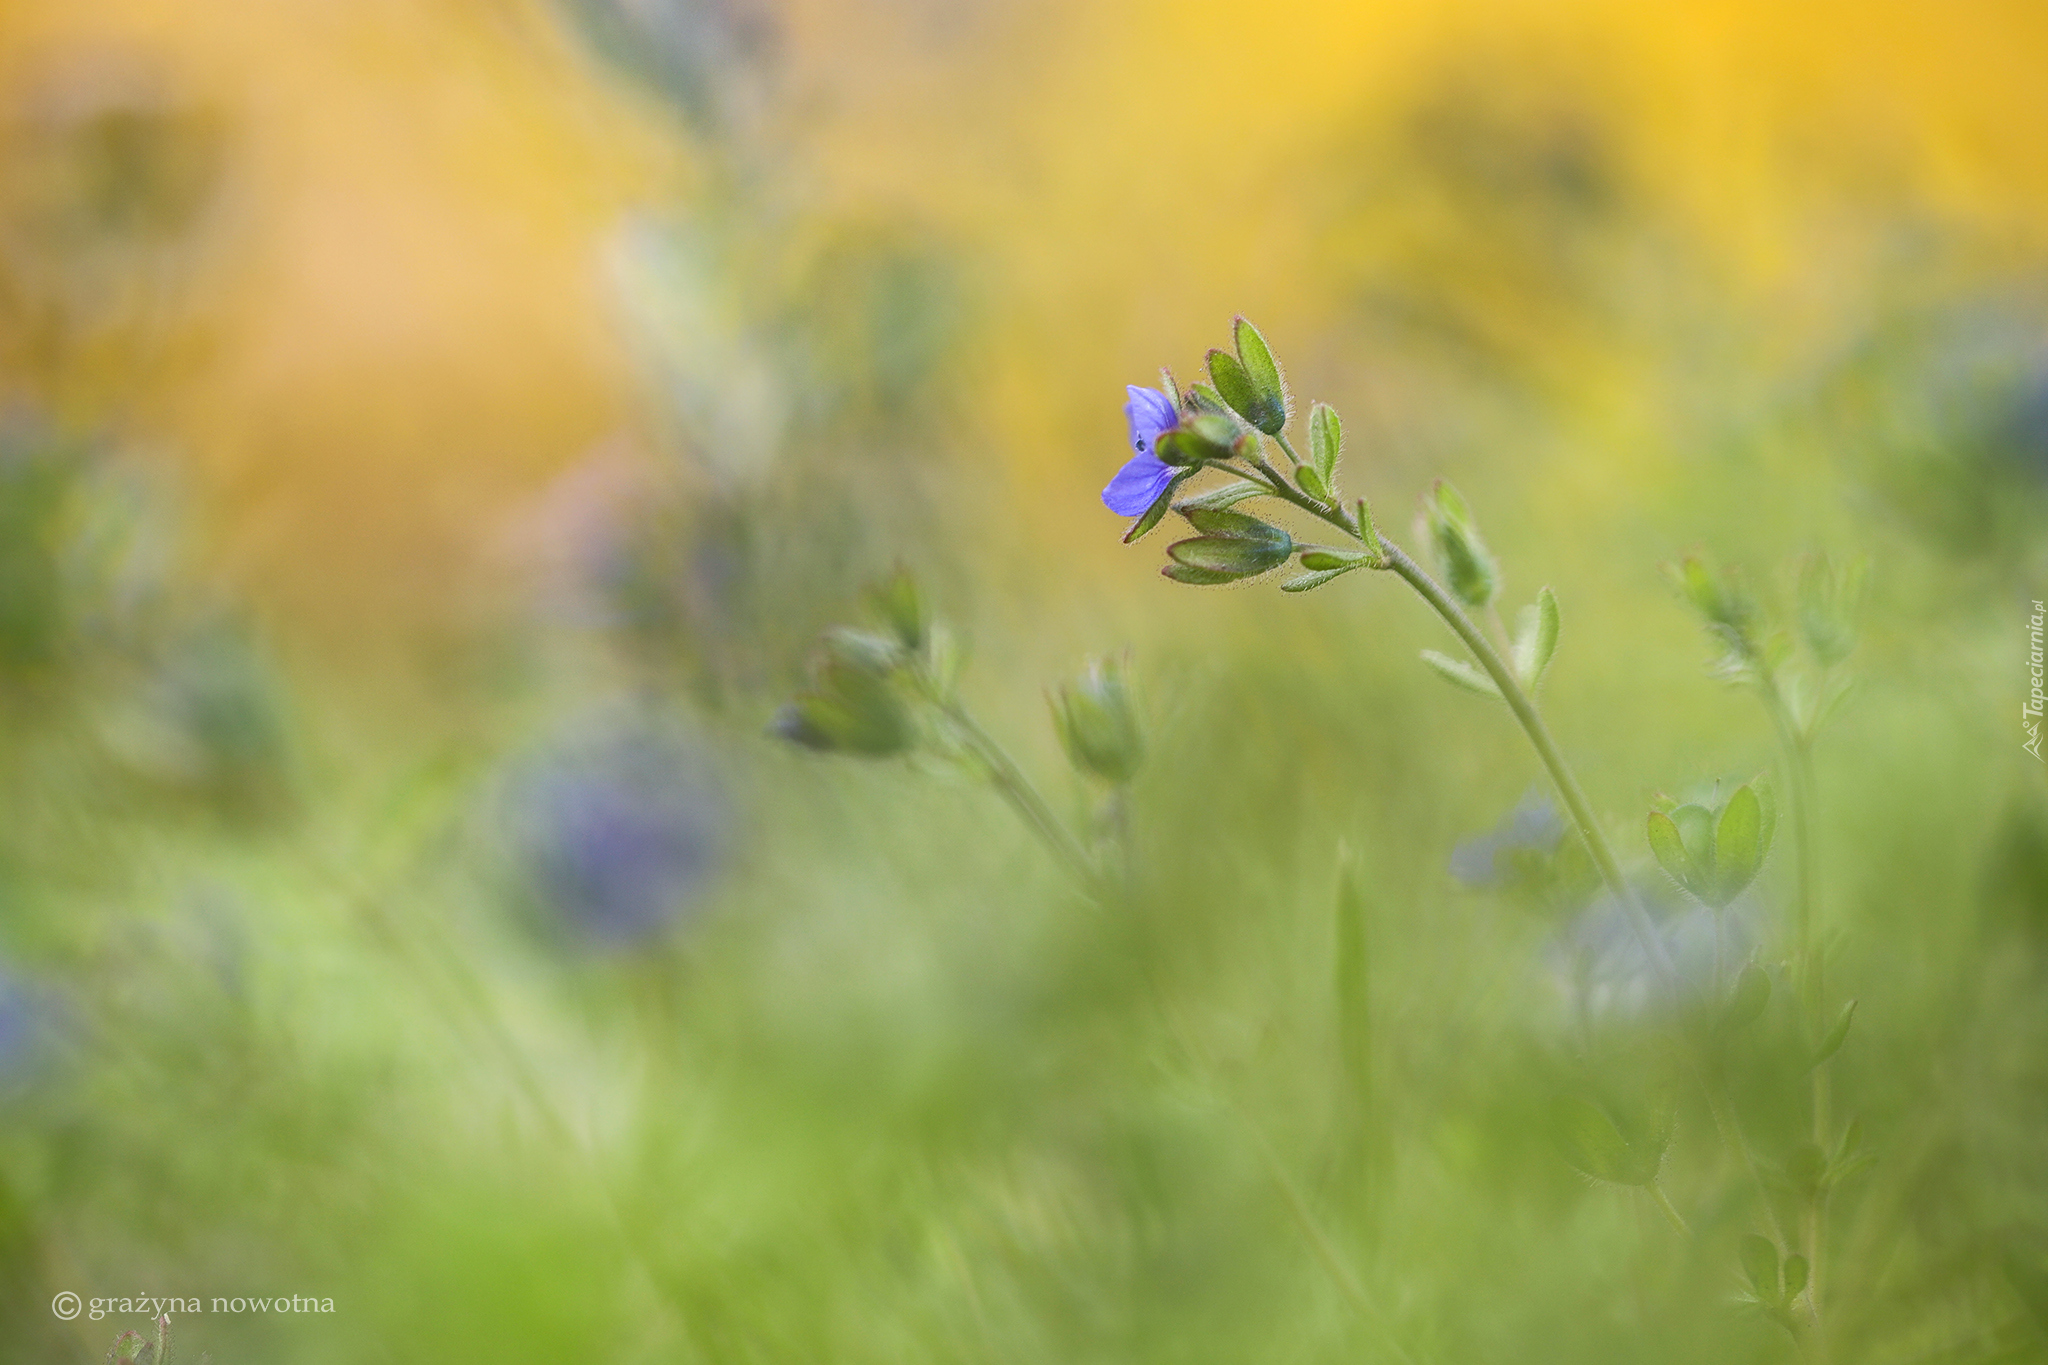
<box><xmin>937</xmin><ymin>695</ymin><xmax>1097</xmax><ymax>887</ymax></box>
<box><xmin>1762</xmin><ymin>682</ymin><xmax>1832</xmax><ymax>1348</ymax></box>
<box><xmin>1216</xmin><ymin>452</ymin><xmax>1673</xmax><ymax>982</ymax></box>
<box><xmin>1649</xmin><ymin>1179</ymin><xmax>1692</xmax><ymax>1238</ymax></box>
<box><xmin>1377</xmin><ymin>541</ymin><xmax>1678</xmax><ymax>985</ymax></box>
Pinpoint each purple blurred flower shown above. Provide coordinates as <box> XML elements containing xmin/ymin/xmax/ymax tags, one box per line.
<box><xmin>1450</xmin><ymin>792</ymin><xmax>1565</xmax><ymax>887</ymax></box>
<box><xmin>504</xmin><ymin>715</ymin><xmax>728</xmax><ymax>948</ymax></box>
<box><xmin>1102</xmin><ymin>385</ymin><xmax>1180</xmax><ymax>516</ymax></box>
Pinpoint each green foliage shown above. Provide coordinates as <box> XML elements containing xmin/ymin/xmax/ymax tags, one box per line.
<box><xmin>1645</xmin><ymin>779</ymin><xmax>1776</xmax><ymax>907</ymax></box>
<box><xmin>1422</xmin><ymin>479</ymin><xmax>1499</xmax><ymax>609</ymax></box>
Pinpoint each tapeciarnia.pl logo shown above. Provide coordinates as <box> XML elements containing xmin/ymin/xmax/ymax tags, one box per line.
<box><xmin>2026</xmin><ymin>599</ymin><xmax>2044</xmax><ymax>761</ymax></box>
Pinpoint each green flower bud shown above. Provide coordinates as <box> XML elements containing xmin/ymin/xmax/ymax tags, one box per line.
<box><xmin>1162</xmin><ymin>508</ymin><xmax>1293</xmax><ymax>585</ymax></box>
<box><xmin>1153</xmin><ymin>412</ymin><xmax>1241</xmax><ymax>467</ymax></box>
<box><xmin>1049</xmin><ymin>654</ymin><xmax>1144</xmax><ymax>784</ymax></box>
<box><xmin>772</xmin><ymin>629</ymin><xmax>915</xmax><ymax>757</ymax></box>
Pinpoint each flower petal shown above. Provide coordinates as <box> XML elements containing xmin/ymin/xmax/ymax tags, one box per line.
<box><xmin>1124</xmin><ymin>385</ymin><xmax>1179</xmax><ymax>455</ymax></box>
<box><xmin>1102</xmin><ymin>453</ymin><xmax>1175</xmax><ymax>517</ymax></box>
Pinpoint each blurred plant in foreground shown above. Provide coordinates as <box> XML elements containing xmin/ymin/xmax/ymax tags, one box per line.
<box><xmin>772</xmin><ymin>569</ymin><xmax>1140</xmax><ymax>888</ymax></box>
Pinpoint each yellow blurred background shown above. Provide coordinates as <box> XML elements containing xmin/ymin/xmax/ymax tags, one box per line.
<box><xmin>3</xmin><ymin>0</ymin><xmax>2045</xmax><ymax>638</ymax></box>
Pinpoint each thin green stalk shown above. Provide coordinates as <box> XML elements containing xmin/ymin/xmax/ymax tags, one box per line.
<box><xmin>1216</xmin><ymin>453</ymin><xmax>1675</xmax><ymax>985</ymax></box>
<box><xmin>1378</xmin><ymin>542</ymin><xmax>1678</xmax><ymax>986</ymax></box>
<box><xmin>1650</xmin><ymin>1180</ymin><xmax>1693</xmax><ymax>1238</ymax></box>
<box><xmin>1763</xmin><ymin>683</ymin><xmax>1833</xmax><ymax>1344</ymax></box>
<box><xmin>1701</xmin><ymin>1071</ymin><xmax>1790</xmax><ymax>1251</ymax></box>
<box><xmin>936</xmin><ymin>695</ymin><xmax>1097</xmax><ymax>887</ymax></box>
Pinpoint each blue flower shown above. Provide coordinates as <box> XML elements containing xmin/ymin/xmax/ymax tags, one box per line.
<box><xmin>1102</xmin><ymin>384</ymin><xmax>1180</xmax><ymax>516</ymax></box>
<box><xmin>502</xmin><ymin>712</ymin><xmax>728</xmax><ymax>948</ymax></box>
<box><xmin>1450</xmin><ymin>792</ymin><xmax>1565</xmax><ymax>888</ymax></box>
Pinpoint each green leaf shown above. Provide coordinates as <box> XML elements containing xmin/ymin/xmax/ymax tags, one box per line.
<box><xmin>1712</xmin><ymin>784</ymin><xmax>1764</xmax><ymax>905</ymax></box>
<box><xmin>1421</xmin><ymin>650</ymin><xmax>1502</xmax><ymax>699</ymax></box>
<box><xmin>1782</xmin><ymin>1254</ymin><xmax>1809</xmax><ymax>1300</ymax></box>
<box><xmin>1309</xmin><ymin>401</ymin><xmax>1341</xmax><ymax>482</ymax></box>
<box><xmin>1355</xmin><ymin>497</ymin><xmax>1383</xmax><ymax>563</ymax></box>
<box><xmin>866</xmin><ymin>567</ymin><xmax>927</xmax><ymax>650</ymax></box>
<box><xmin>1281</xmin><ymin>565</ymin><xmax>1360</xmax><ymax>592</ymax></box>
<box><xmin>1646</xmin><ymin>811</ymin><xmax>1697</xmax><ymax>891</ymax></box>
<box><xmin>1300</xmin><ymin>549</ymin><xmax>1368</xmax><ymax>571</ymax></box>
<box><xmin>1167</xmin><ymin>534</ymin><xmax>1291</xmax><ymax>578</ymax></box>
<box><xmin>1720</xmin><ymin>962</ymin><xmax>1771</xmax><ymax>1032</ymax></box>
<box><xmin>1161</xmin><ymin>561</ymin><xmax>1240</xmax><ymax>586</ymax></box>
<box><xmin>1670</xmin><ymin>803</ymin><xmax>1717</xmax><ymax>878</ymax></box>
<box><xmin>1753</xmin><ymin>775</ymin><xmax>1779</xmax><ymax>868</ymax></box>
<box><xmin>1812</xmin><ymin>998</ymin><xmax>1857</xmax><ymax>1067</ymax></box>
<box><xmin>1180</xmin><ymin>507</ymin><xmax>1291</xmax><ymax>551</ymax></box>
<box><xmin>1554</xmin><ymin>1098</ymin><xmax>1660</xmax><ymax>1186</ymax></box>
<box><xmin>1232</xmin><ymin>316</ymin><xmax>1289</xmax><ymax>434</ymax></box>
<box><xmin>1174</xmin><ymin>479</ymin><xmax>1263</xmax><ymax>512</ymax></box>
<box><xmin>1206</xmin><ymin>349</ymin><xmax>1269</xmax><ymax>431</ymax></box>
<box><xmin>1738</xmin><ymin>1234</ymin><xmax>1781</xmax><ymax>1302</ymax></box>
<box><xmin>1185</xmin><ymin>381</ymin><xmax>1238</xmax><ymax>421</ymax></box>
<box><xmin>1425</xmin><ymin>480</ymin><xmax>1498</xmax><ymax>609</ymax></box>
<box><xmin>1295</xmin><ymin>463</ymin><xmax>1331</xmax><ymax>503</ymax></box>
<box><xmin>1122</xmin><ymin>468</ymin><xmax>1198</xmax><ymax>543</ymax></box>
<box><xmin>1511</xmin><ymin>587</ymin><xmax>1562</xmax><ymax>691</ymax></box>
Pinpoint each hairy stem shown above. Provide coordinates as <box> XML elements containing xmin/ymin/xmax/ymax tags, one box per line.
<box><xmin>1378</xmin><ymin>542</ymin><xmax>1678</xmax><ymax>985</ymax></box>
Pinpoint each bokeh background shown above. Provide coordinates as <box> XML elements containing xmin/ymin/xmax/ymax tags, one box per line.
<box><xmin>3</xmin><ymin>0</ymin><xmax>2047</xmax><ymax>1360</ymax></box>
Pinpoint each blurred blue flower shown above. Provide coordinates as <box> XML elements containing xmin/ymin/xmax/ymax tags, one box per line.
<box><xmin>1550</xmin><ymin>880</ymin><xmax>1755</xmax><ymax>1026</ymax></box>
<box><xmin>1102</xmin><ymin>385</ymin><xmax>1180</xmax><ymax>517</ymax></box>
<box><xmin>503</xmin><ymin>714</ymin><xmax>728</xmax><ymax>948</ymax></box>
<box><xmin>1450</xmin><ymin>791</ymin><xmax>1565</xmax><ymax>887</ymax></box>
<box><xmin>0</xmin><ymin>965</ymin><xmax>50</xmax><ymax>1091</ymax></box>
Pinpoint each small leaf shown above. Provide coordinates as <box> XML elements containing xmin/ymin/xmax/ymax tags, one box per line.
<box><xmin>1161</xmin><ymin>561</ymin><xmax>1240</xmax><ymax>586</ymax></box>
<box><xmin>1720</xmin><ymin>963</ymin><xmax>1771</xmax><ymax>1033</ymax></box>
<box><xmin>1300</xmin><ymin>549</ymin><xmax>1368</xmax><ymax>571</ymax></box>
<box><xmin>1174</xmin><ymin>479</ymin><xmax>1263</xmax><ymax>512</ymax></box>
<box><xmin>1646</xmin><ymin>811</ymin><xmax>1697</xmax><ymax>891</ymax></box>
<box><xmin>1753</xmin><ymin>775</ymin><xmax>1779</xmax><ymax>867</ymax></box>
<box><xmin>1421</xmin><ymin>650</ymin><xmax>1502</xmax><ymax>699</ymax></box>
<box><xmin>1206</xmin><ymin>348</ymin><xmax>1260</xmax><ymax>426</ymax></box>
<box><xmin>1309</xmin><ymin>401</ymin><xmax>1341</xmax><ymax>482</ymax></box>
<box><xmin>1739</xmin><ymin>1234</ymin><xmax>1781</xmax><ymax>1302</ymax></box>
<box><xmin>1782</xmin><ymin>1254</ymin><xmax>1809</xmax><ymax>1300</ymax></box>
<box><xmin>1711</xmin><ymin>784</ymin><xmax>1764</xmax><ymax>906</ymax></box>
<box><xmin>1167</xmin><ymin>534</ymin><xmax>1291</xmax><ymax>578</ymax></box>
<box><xmin>1555</xmin><ymin>1098</ymin><xmax>1656</xmax><ymax>1185</ymax></box>
<box><xmin>1424</xmin><ymin>480</ymin><xmax>1498</xmax><ymax>609</ymax></box>
<box><xmin>1355</xmin><ymin>497</ymin><xmax>1383</xmax><ymax>562</ymax></box>
<box><xmin>1812</xmin><ymin>998</ymin><xmax>1857</xmax><ymax>1067</ymax></box>
<box><xmin>1281</xmin><ymin>565</ymin><xmax>1360</xmax><ymax>592</ymax></box>
<box><xmin>1182</xmin><ymin>506</ymin><xmax>1280</xmax><ymax>539</ymax></box>
<box><xmin>1510</xmin><ymin>588</ymin><xmax>1562</xmax><ymax>691</ymax></box>
<box><xmin>1670</xmin><ymin>804</ymin><xmax>1717</xmax><ymax>880</ymax></box>
<box><xmin>1122</xmin><ymin>468</ymin><xmax>1198</xmax><ymax>544</ymax></box>
<box><xmin>1185</xmin><ymin>381</ymin><xmax>1239</xmax><ymax>421</ymax></box>
<box><xmin>1296</xmin><ymin>463</ymin><xmax>1332</xmax><ymax>503</ymax></box>
<box><xmin>1233</xmin><ymin>316</ymin><xmax>1290</xmax><ymax>434</ymax></box>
